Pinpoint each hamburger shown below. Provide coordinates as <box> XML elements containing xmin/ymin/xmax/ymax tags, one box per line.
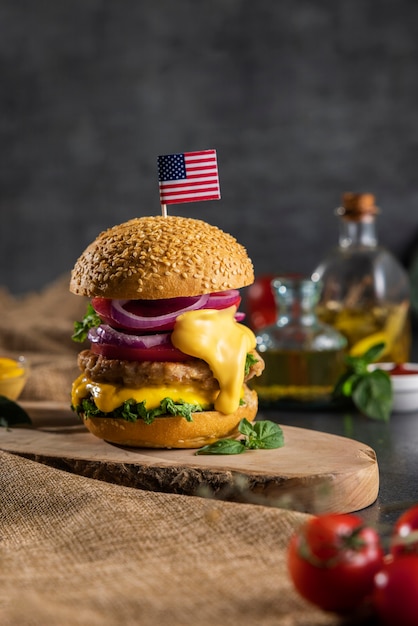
<box><xmin>70</xmin><ymin>215</ymin><xmax>264</xmax><ymax>448</ymax></box>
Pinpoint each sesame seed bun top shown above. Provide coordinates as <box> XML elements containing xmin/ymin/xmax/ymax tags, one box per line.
<box><xmin>69</xmin><ymin>216</ymin><xmax>254</xmax><ymax>299</ymax></box>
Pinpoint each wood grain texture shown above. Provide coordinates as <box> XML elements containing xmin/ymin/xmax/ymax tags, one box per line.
<box><xmin>1</xmin><ymin>402</ymin><xmax>379</xmax><ymax>514</ymax></box>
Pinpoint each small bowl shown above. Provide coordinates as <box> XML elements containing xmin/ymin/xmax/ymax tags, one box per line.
<box><xmin>0</xmin><ymin>356</ymin><xmax>28</xmax><ymax>401</ymax></box>
<box><xmin>370</xmin><ymin>362</ymin><xmax>418</xmax><ymax>413</ymax></box>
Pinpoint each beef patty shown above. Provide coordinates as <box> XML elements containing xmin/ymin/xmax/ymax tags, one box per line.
<box><xmin>77</xmin><ymin>349</ymin><xmax>264</xmax><ymax>391</ymax></box>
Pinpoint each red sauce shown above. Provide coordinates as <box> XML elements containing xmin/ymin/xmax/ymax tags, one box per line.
<box><xmin>389</xmin><ymin>364</ymin><xmax>418</xmax><ymax>376</ymax></box>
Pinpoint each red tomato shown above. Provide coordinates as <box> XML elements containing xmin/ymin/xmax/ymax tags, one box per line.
<box><xmin>373</xmin><ymin>556</ymin><xmax>418</xmax><ymax>626</ymax></box>
<box><xmin>91</xmin><ymin>297</ymin><xmax>114</xmax><ymax>326</ymax></box>
<box><xmin>287</xmin><ymin>513</ymin><xmax>384</xmax><ymax>613</ymax></box>
<box><xmin>390</xmin><ymin>504</ymin><xmax>418</xmax><ymax>557</ymax></box>
<box><xmin>90</xmin><ymin>341</ymin><xmax>190</xmax><ymax>362</ymax></box>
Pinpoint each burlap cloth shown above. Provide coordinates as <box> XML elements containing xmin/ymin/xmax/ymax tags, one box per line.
<box><xmin>0</xmin><ymin>277</ymin><xmax>367</xmax><ymax>626</ymax></box>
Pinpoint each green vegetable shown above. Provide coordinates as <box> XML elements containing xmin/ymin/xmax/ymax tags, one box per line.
<box><xmin>332</xmin><ymin>342</ymin><xmax>393</xmax><ymax>421</ymax></box>
<box><xmin>72</xmin><ymin>303</ymin><xmax>102</xmax><ymax>343</ymax></box>
<box><xmin>0</xmin><ymin>396</ymin><xmax>32</xmax><ymax>428</ymax></box>
<box><xmin>150</xmin><ymin>397</ymin><xmax>203</xmax><ymax>422</ymax></box>
<box><xmin>196</xmin><ymin>438</ymin><xmax>247</xmax><ymax>455</ymax></box>
<box><xmin>245</xmin><ymin>352</ymin><xmax>259</xmax><ymax>376</ymax></box>
<box><xmin>72</xmin><ymin>397</ymin><xmax>204</xmax><ymax>424</ymax></box>
<box><xmin>195</xmin><ymin>418</ymin><xmax>284</xmax><ymax>455</ymax></box>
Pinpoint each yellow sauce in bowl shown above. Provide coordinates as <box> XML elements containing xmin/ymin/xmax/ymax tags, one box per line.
<box><xmin>0</xmin><ymin>357</ymin><xmax>28</xmax><ymax>400</ymax></box>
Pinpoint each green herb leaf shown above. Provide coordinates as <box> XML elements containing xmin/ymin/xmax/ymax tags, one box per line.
<box><xmin>237</xmin><ymin>417</ymin><xmax>254</xmax><ymax>437</ymax></box>
<box><xmin>332</xmin><ymin>370</ymin><xmax>354</xmax><ymax>398</ymax></box>
<box><xmin>195</xmin><ymin>419</ymin><xmax>285</xmax><ymax>455</ymax></box>
<box><xmin>73</xmin><ymin>397</ymin><xmax>204</xmax><ymax>424</ymax></box>
<box><xmin>332</xmin><ymin>342</ymin><xmax>393</xmax><ymax>420</ymax></box>
<box><xmin>361</xmin><ymin>342</ymin><xmax>387</xmax><ymax>364</ymax></box>
<box><xmin>195</xmin><ymin>439</ymin><xmax>247</xmax><ymax>455</ymax></box>
<box><xmin>352</xmin><ymin>369</ymin><xmax>392</xmax><ymax>422</ymax></box>
<box><xmin>117</xmin><ymin>399</ymin><xmax>150</xmax><ymax>423</ymax></box>
<box><xmin>0</xmin><ymin>396</ymin><xmax>32</xmax><ymax>428</ymax></box>
<box><xmin>343</xmin><ymin>342</ymin><xmax>386</xmax><ymax>375</ymax></box>
<box><xmin>245</xmin><ymin>352</ymin><xmax>259</xmax><ymax>376</ymax></box>
<box><xmin>246</xmin><ymin>420</ymin><xmax>285</xmax><ymax>449</ymax></box>
<box><xmin>156</xmin><ymin>397</ymin><xmax>202</xmax><ymax>422</ymax></box>
<box><xmin>72</xmin><ymin>303</ymin><xmax>102</xmax><ymax>343</ymax></box>
<box><xmin>341</xmin><ymin>373</ymin><xmax>361</xmax><ymax>397</ymax></box>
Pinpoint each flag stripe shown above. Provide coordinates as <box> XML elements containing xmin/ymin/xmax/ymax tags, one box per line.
<box><xmin>186</xmin><ymin>158</ymin><xmax>216</xmax><ymax>163</ymax></box>
<box><xmin>185</xmin><ymin>169</ymin><xmax>218</xmax><ymax>176</ymax></box>
<box><xmin>160</xmin><ymin>191</ymin><xmax>219</xmax><ymax>204</ymax></box>
<box><xmin>160</xmin><ymin>187</ymin><xmax>219</xmax><ymax>195</ymax></box>
<box><xmin>158</xmin><ymin>149</ymin><xmax>220</xmax><ymax>205</ymax></box>
<box><xmin>160</xmin><ymin>187</ymin><xmax>220</xmax><ymax>196</ymax></box>
<box><xmin>161</xmin><ymin>176</ymin><xmax>218</xmax><ymax>187</ymax></box>
<box><xmin>160</xmin><ymin>185</ymin><xmax>219</xmax><ymax>196</ymax></box>
<box><xmin>184</xmin><ymin>150</ymin><xmax>216</xmax><ymax>159</ymax></box>
<box><xmin>186</xmin><ymin>161</ymin><xmax>216</xmax><ymax>168</ymax></box>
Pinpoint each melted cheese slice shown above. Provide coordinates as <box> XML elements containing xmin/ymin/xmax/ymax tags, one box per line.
<box><xmin>171</xmin><ymin>306</ymin><xmax>256</xmax><ymax>414</ymax></box>
<box><xmin>71</xmin><ymin>374</ymin><xmax>218</xmax><ymax>413</ymax></box>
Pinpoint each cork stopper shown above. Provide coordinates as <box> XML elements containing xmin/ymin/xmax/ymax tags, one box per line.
<box><xmin>337</xmin><ymin>192</ymin><xmax>379</xmax><ymax>219</ymax></box>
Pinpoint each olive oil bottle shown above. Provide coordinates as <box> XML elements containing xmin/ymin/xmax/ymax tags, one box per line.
<box><xmin>312</xmin><ymin>193</ymin><xmax>411</xmax><ymax>363</ymax></box>
<box><xmin>250</xmin><ymin>277</ymin><xmax>347</xmax><ymax>405</ymax></box>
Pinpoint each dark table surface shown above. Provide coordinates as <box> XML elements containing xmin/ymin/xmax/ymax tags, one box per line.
<box><xmin>254</xmin><ymin>333</ymin><xmax>418</xmax><ymax>541</ymax></box>
<box><xmin>258</xmin><ymin>403</ymin><xmax>418</xmax><ymax>540</ymax></box>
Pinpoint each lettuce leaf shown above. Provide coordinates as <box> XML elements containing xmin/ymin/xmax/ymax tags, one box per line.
<box><xmin>72</xmin><ymin>396</ymin><xmax>205</xmax><ymax>424</ymax></box>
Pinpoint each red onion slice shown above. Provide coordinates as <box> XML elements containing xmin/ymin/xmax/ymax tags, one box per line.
<box><xmin>89</xmin><ymin>325</ymin><xmax>173</xmax><ymax>349</ymax></box>
<box><xmin>206</xmin><ymin>290</ymin><xmax>240</xmax><ymax>308</ymax></box>
<box><xmin>109</xmin><ymin>294</ymin><xmax>210</xmax><ymax>331</ymax></box>
<box><xmin>92</xmin><ymin>290</ymin><xmax>242</xmax><ymax>333</ymax></box>
<box><xmin>88</xmin><ymin>325</ymin><xmax>190</xmax><ymax>361</ymax></box>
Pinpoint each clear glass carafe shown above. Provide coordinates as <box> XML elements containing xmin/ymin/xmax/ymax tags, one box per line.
<box><xmin>312</xmin><ymin>193</ymin><xmax>411</xmax><ymax>363</ymax></box>
<box><xmin>250</xmin><ymin>277</ymin><xmax>347</xmax><ymax>405</ymax></box>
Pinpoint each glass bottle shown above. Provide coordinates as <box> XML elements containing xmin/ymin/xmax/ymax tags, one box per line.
<box><xmin>312</xmin><ymin>193</ymin><xmax>411</xmax><ymax>363</ymax></box>
<box><xmin>250</xmin><ymin>277</ymin><xmax>347</xmax><ymax>406</ymax></box>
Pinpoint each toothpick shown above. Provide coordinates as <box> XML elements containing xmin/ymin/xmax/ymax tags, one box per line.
<box><xmin>161</xmin><ymin>204</ymin><xmax>167</xmax><ymax>217</ymax></box>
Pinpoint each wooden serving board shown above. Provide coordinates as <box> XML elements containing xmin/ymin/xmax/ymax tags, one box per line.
<box><xmin>0</xmin><ymin>401</ymin><xmax>379</xmax><ymax>514</ymax></box>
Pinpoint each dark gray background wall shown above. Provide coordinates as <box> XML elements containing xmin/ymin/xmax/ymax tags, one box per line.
<box><xmin>2</xmin><ymin>0</ymin><xmax>418</xmax><ymax>294</ymax></box>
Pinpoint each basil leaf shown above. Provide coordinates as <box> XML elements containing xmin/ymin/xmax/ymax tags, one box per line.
<box><xmin>247</xmin><ymin>420</ymin><xmax>285</xmax><ymax>449</ymax></box>
<box><xmin>362</xmin><ymin>342</ymin><xmax>386</xmax><ymax>364</ymax></box>
<box><xmin>0</xmin><ymin>396</ymin><xmax>32</xmax><ymax>428</ymax></box>
<box><xmin>195</xmin><ymin>439</ymin><xmax>247</xmax><ymax>455</ymax></box>
<box><xmin>332</xmin><ymin>371</ymin><xmax>353</xmax><ymax>399</ymax></box>
<box><xmin>352</xmin><ymin>369</ymin><xmax>392</xmax><ymax>422</ymax></box>
<box><xmin>341</xmin><ymin>373</ymin><xmax>362</xmax><ymax>397</ymax></box>
<box><xmin>195</xmin><ymin>419</ymin><xmax>285</xmax><ymax>455</ymax></box>
<box><xmin>332</xmin><ymin>342</ymin><xmax>393</xmax><ymax>420</ymax></box>
<box><xmin>237</xmin><ymin>417</ymin><xmax>254</xmax><ymax>437</ymax></box>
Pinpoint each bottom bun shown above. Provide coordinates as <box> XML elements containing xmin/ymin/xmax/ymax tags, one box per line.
<box><xmin>81</xmin><ymin>386</ymin><xmax>258</xmax><ymax>449</ymax></box>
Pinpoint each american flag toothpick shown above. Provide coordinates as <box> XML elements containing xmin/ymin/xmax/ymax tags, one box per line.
<box><xmin>157</xmin><ymin>150</ymin><xmax>221</xmax><ymax>215</ymax></box>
